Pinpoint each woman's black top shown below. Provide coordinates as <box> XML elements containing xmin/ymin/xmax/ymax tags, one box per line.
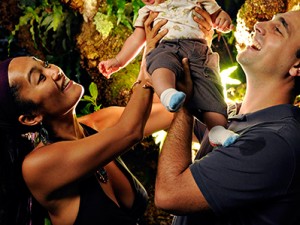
<box><xmin>73</xmin><ymin>125</ymin><xmax>148</xmax><ymax>225</ymax></box>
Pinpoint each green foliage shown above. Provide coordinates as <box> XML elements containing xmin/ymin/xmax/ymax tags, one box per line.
<box><xmin>105</xmin><ymin>0</ymin><xmax>145</xmax><ymax>30</ymax></box>
<box><xmin>44</xmin><ymin>218</ymin><xmax>52</xmax><ymax>225</ymax></box>
<box><xmin>93</xmin><ymin>12</ymin><xmax>114</xmax><ymax>38</ymax></box>
<box><xmin>8</xmin><ymin>0</ymin><xmax>78</xmax><ymax>54</ymax></box>
<box><xmin>7</xmin><ymin>0</ymin><xmax>84</xmax><ymax>85</ymax></box>
<box><xmin>94</xmin><ymin>0</ymin><xmax>144</xmax><ymax>36</ymax></box>
<box><xmin>222</xmin><ymin>0</ymin><xmax>243</xmax><ymax>11</ymax></box>
<box><xmin>80</xmin><ymin>82</ymin><xmax>102</xmax><ymax>115</ymax></box>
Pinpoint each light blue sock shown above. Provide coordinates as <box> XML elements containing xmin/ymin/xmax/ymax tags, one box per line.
<box><xmin>161</xmin><ymin>88</ymin><xmax>186</xmax><ymax>112</ymax></box>
<box><xmin>209</xmin><ymin>126</ymin><xmax>239</xmax><ymax>147</ymax></box>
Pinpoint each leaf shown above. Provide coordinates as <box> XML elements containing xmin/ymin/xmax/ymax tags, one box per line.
<box><xmin>94</xmin><ymin>104</ymin><xmax>102</xmax><ymax>112</ymax></box>
<box><xmin>44</xmin><ymin>218</ymin><xmax>52</xmax><ymax>225</ymax></box>
<box><xmin>41</xmin><ymin>15</ymin><xmax>54</xmax><ymax>32</ymax></box>
<box><xmin>81</xmin><ymin>95</ymin><xmax>93</xmax><ymax>102</ymax></box>
<box><xmin>52</xmin><ymin>4</ymin><xmax>63</xmax><ymax>32</ymax></box>
<box><xmin>65</xmin><ymin>12</ymin><xmax>73</xmax><ymax>39</ymax></box>
<box><xmin>106</xmin><ymin>0</ymin><xmax>113</xmax><ymax>16</ymax></box>
<box><xmin>116</xmin><ymin>0</ymin><xmax>126</xmax><ymax>9</ymax></box>
<box><xmin>29</xmin><ymin>19</ymin><xmax>37</xmax><ymax>48</ymax></box>
<box><xmin>81</xmin><ymin>103</ymin><xmax>93</xmax><ymax>115</ymax></box>
<box><xmin>89</xmin><ymin>82</ymin><xmax>98</xmax><ymax>100</ymax></box>
<box><xmin>121</xmin><ymin>17</ymin><xmax>132</xmax><ymax>30</ymax></box>
<box><xmin>18</xmin><ymin>14</ymin><xmax>31</xmax><ymax>27</ymax></box>
<box><xmin>132</xmin><ymin>0</ymin><xmax>144</xmax><ymax>23</ymax></box>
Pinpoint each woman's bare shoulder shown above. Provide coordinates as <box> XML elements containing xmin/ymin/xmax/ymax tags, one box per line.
<box><xmin>78</xmin><ymin>106</ymin><xmax>125</xmax><ymax>132</ymax></box>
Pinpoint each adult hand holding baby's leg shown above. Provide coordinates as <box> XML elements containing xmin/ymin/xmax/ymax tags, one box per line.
<box><xmin>176</xmin><ymin>58</ymin><xmax>193</xmax><ymax>104</ymax></box>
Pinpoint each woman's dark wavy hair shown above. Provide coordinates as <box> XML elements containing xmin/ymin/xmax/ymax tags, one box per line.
<box><xmin>0</xmin><ymin>84</ymin><xmax>48</xmax><ymax>225</ymax></box>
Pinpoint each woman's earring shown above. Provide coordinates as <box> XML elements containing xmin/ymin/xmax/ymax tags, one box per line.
<box><xmin>21</xmin><ymin>132</ymin><xmax>39</xmax><ymax>146</ymax></box>
<box><xmin>39</xmin><ymin>122</ymin><xmax>49</xmax><ymax>145</ymax></box>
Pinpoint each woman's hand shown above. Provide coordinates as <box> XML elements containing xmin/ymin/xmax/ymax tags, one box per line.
<box><xmin>144</xmin><ymin>11</ymin><xmax>168</xmax><ymax>55</ymax></box>
<box><xmin>138</xmin><ymin>11</ymin><xmax>168</xmax><ymax>82</ymax></box>
<box><xmin>193</xmin><ymin>7</ymin><xmax>214</xmax><ymax>43</ymax></box>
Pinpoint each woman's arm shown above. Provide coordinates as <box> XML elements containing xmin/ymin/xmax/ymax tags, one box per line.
<box><xmin>22</xmin><ymin>11</ymin><xmax>169</xmax><ymax>199</ymax></box>
<box><xmin>79</xmin><ymin>98</ymin><xmax>172</xmax><ymax>137</ymax></box>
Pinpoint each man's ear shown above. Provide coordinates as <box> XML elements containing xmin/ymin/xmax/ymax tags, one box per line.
<box><xmin>18</xmin><ymin>114</ymin><xmax>43</xmax><ymax>126</ymax></box>
<box><xmin>289</xmin><ymin>61</ymin><xmax>300</xmax><ymax>77</ymax></box>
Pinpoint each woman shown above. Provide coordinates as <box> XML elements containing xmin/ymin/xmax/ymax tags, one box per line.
<box><xmin>0</xmin><ymin>56</ymin><xmax>152</xmax><ymax>225</ymax></box>
<box><xmin>0</xmin><ymin>12</ymin><xmax>173</xmax><ymax>225</ymax></box>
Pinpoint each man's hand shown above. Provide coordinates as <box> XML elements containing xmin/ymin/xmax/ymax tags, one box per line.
<box><xmin>137</xmin><ymin>56</ymin><xmax>152</xmax><ymax>83</ymax></box>
<box><xmin>177</xmin><ymin>58</ymin><xmax>193</xmax><ymax>103</ymax></box>
<box><xmin>144</xmin><ymin>11</ymin><xmax>168</xmax><ymax>55</ymax></box>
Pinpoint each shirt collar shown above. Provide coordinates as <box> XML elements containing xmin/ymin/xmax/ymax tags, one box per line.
<box><xmin>228</xmin><ymin>104</ymin><xmax>300</xmax><ymax>132</ymax></box>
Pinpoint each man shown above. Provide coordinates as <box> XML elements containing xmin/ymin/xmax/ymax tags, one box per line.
<box><xmin>154</xmin><ymin>8</ymin><xmax>300</xmax><ymax>225</ymax></box>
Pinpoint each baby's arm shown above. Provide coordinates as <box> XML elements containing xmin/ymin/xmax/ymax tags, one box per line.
<box><xmin>98</xmin><ymin>27</ymin><xmax>146</xmax><ymax>79</ymax></box>
<box><xmin>210</xmin><ymin>9</ymin><xmax>234</xmax><ymax>33</ymax></box>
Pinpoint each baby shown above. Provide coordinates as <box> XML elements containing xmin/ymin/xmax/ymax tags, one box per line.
<box><xmin>98</xmin><ymin>0</ymin><xmax>238</xmax><ymax>147</ymax></box>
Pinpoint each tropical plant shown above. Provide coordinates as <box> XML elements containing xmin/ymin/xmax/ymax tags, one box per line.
<box><xmin>80</xmin><ymin>82</ymin><xmax>102</xmax><ymax>116</ymax></box>
<box><xmin>8</xmin><ymin>0</ymin><xmax>78</xmax><ymax>54</ymax></box>
<box><xmin>106</xmin><ymin>0</ymin><xmax>144</xmax><ymax>30</ymax></box>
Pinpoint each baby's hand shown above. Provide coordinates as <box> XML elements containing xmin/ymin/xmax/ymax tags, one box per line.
<box><xmin>98</xmin><ymin>58</ymin><xmax>121</xmax><ymax>79</ymax></box>
<box><xmin>213</xmin><ymin>10</ymin><xmax>234</xmax><ymax>33</ymax></box>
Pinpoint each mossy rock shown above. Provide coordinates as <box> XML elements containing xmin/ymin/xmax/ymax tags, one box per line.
<box><xmin>76</xmin><ymin>12</ymin><xmax>140</xmax><ymax>106</ymax></box>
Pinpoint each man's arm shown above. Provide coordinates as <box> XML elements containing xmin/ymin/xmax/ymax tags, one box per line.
<box><xmin>154</xmin><ymin>60</ymin><xmax>210</xmax><ymax>214</ymax></box>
